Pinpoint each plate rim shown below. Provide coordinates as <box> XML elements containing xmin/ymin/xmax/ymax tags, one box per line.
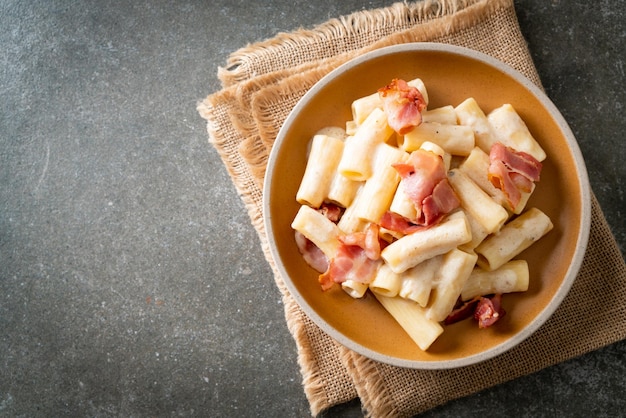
<box><xmin>263</xmin><ymin>42</ymin><xmax>591</xmax><ymax>369</ymax></box>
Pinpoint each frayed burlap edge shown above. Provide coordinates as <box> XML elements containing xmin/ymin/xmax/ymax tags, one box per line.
<box><xmin>217</xmin><ymin>0</ymin><xmax>514</xmax><ymax>87</ymax></box>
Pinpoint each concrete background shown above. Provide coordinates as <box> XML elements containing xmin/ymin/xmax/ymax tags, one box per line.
<box><xmin>1</xmin><ymin>1</ymin><xmax>624</xmax><ymax>417</ymax></box>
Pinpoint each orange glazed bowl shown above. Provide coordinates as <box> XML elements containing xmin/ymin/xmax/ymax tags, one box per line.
<box><xmin>263</xmin><ymin>43</ymin><xmax>591</xmax><ymax>369</ymax></box>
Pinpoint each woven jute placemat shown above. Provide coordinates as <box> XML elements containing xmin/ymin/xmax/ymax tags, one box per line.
<box><xmin>198</xmin><ymin>0</ymin><xmax>626</xmax><ymax>416</ymax></box>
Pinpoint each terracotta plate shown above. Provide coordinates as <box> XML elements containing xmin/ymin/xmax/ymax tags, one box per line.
<box><xmin>263</xmin><ymin>43</ymin><xmax>591</xmax><ymax>369</ymax></box>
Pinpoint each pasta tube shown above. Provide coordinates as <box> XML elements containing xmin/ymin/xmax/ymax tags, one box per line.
<box><xmin>407</xmin><ymin>78</ymin><xmax>429</xmax><ymax>105</ymax></box>
<box><xmin>459</xmin><ymin>147</ymin><xmax>534</xmax><ymax>214</ymax></box>
<box><xmin>461</xmin><ymin>260</ymin><xmax>529</xmax><ymax>301</ymax></box>
<box><xmin>316</xmin><ymin>126</ymin><xmax>347</xmax><ymax>139</ymax></box>
<box><xmin>336</xmin><ymin>191</ymin><xmax>367</xmax><ymax>234</ymax></box>
<box><xmin>475</xmin><ymin>207</ymin><xmax>553</xmax><ymax>271</ymax></box>
<box><xmin>381</xmin><ymin>212</ymin><xmax>472</xmax><ymax>274</ymax></box>
<box><xmin>400</xmin><ymin>122</ymin><xmax>475</xmax><ymax>156</ymax></box>
<box><xmin>422</xmin><ymin>105</ymin><xmax>457</xmax><ymax>125</ymax></box>
<box><xmin>351</xmin><ymin>92</ymin><xmax>381</xmax><ymax>125</ymax></box>
<box><xmin>338</xmin><ymin>108</ymin><xmax>394</xmax><ymax>181</ymax></box>
<box><xmin>296</xmin><ymin>133</ymin><xmax>345</xmax><ymax>207</ymax></box>
<box><xmin>336</xmin><ymin>205</ymin><xmax>366</xmax><ymax>234</ymax></box>
<box><xmin>350</xmin><ymin>78</ymin><xmax>429</xmax><ymax>126</ymax></box>
<box><xmin>378</xmin><ymin>227</ymin><xmax>403</xmax><ymax>243</ymax></box>
<box><xmin>374</xmin><ymin>293</ymin><xmax>443</xmax><ymax>351</ymax></box>
<box><xmin>487</xmin><ymin>104</ymin><xmax>546</xmax><ymax>162</ymax></box>
<box><xmin>399</xmin><ymin>254</ymin><xmax>443</xmax><ymax>307</ymax></box>
<box><xmin>459</xmin><ymin>147</ymin><xmax>507</xmax><ymax>204</ymax></box>
<box><xmin>426</xmin><ymin>249</ymin><xmax>478</xmax><ymax>322</ymax></box>
<box><xmin>447</xmin><ymin>168</ymin><xmax>509</xmax><ymax>234</ymax></box>
<box><xmin>389</xmin><ymin>180</ymin><xmax>417</xmax><ymax>220</ymax></box>
<box><xmin>454</xmin><ymin>97</ymin><xmax>498</xmax><ymax>155</ymax></box>
<box><xmin>342</xmin><ymin>279</ymin><xmax>369</xmax><ymax>299</ymax></box>
<box><xmin>458</xmin><ymin>209</ymin><xmax>490</xmax><ymax>252</ymax></box>
<box><xmin>327</xmin><ymin>172</ymin><xmax>361</xmax><ymax>208</ymax></box>
<box><xmin>369</xmin><ymin>263</ymin><xmax>402</xmax><ymax>297</ymax></box>
<box><xmin>291</xmin><ymin>205</ymin><xmax>341</xmax><ymax>258</ymax></box>
<box><xmin>349</xmin><ymin>143</ymin><xmax>408</xmax><ymax>224</ymax></box>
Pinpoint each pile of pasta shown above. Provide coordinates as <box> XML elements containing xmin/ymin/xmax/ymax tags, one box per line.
<box><xmin>291</xmin><ymin>78</ymin><xmax>553</xmax><ymax>351</ymax></box>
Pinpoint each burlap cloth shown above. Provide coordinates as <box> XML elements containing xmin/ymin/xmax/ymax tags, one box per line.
<box><xmin>197</xmin><ymin>0</ymin><xmax>626</xmax><ymax>416</ymax></box>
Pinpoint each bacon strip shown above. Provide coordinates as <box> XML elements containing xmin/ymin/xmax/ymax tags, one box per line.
<box><xmin>318</xmin><ymin>202</ymin><xmax>343</xmax><ymax>223</ymax></box>
<box><xmin>379</xmin><ymin>211</ymin><xmax>424</xmax><ymax>235</ymax></box>
<box><xmin>393</xmin><ymin>149</ymin><xmax>460</xmax><ymax>226</ymax></box>
<box><xmin>488</xmin><ymin>142</ymin><xmax>543</xmax><ymax>209</ymax></box>
<box><xmin>422</xmin><ymin>179</ymin><xmax>459</xmax><ymax>225</ymax></box>
<box><xmin>318</xmin><ymin>244</ymin><xmax>382</xmax><ymax>289</ymax></box>
<box><xmin>489</xmin><ymin>159</ymin><xmax>522</xmax><ymax>209</ymax></box>
<box><xmin>474</xmin><ymin>294</ymin><xmax>506</xmax><ymax>328</ymax></box>
<box><xmin>444</xmin><ymin>294</ymin><xmax>506</xmax><ymax>328</ymax></box>
<box><xmin>444</xmin><ymin>297</ymin><xmax>480</xmax><ymax>325</ymax></box>
<box><xmin>491</xmin><ymin>142</ymin><xmax>542</xmax><ymax>181</ymax></box>
<box><xmin>318</xmin><ymin>223</ymin><xmax>384</xmax><ymax>290</ymax></box>
<box><xmin>378</xmin><ymin>78</ymin><xmax>427</xmax><ymax>135</ymax></box>
<box><xmin>338</xmin><ymin>223</ymin><xmax>382</xmax><ymax>260</ymax></box>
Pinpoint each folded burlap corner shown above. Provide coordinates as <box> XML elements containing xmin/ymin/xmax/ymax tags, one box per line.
<box><xmin>198</xmin><ymin>0</ymin><xmax>626</xmax><ymax>416</ymax></box>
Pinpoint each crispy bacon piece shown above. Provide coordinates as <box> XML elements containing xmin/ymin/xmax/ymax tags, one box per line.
<box><xmin>338</xmin><ymin>223</ymin><xmax>382</xmax><ymax>260</ymax></box>
<box><xmin>378</xmin><ymin>78</ymin><xmax>427</xmax><ymax>135</ymax></box>
<box><xmin>422</xmin><ymin>179</ymin><xmax>460</xmax><ymax>225</ymax></box>
<box><xmin>489</xmin><ymin>159</ymin><xmax>522</xmax><ymax>209</ymax></box>
<box><xmin>474</xmin><ymin>294</ymin><xmax>506</xmax><ymax>329</ymax></box>
<box><xmin>488</xmin><ymin>142</ymin><xmax>543</xmax><ymax>209</ymax></box>
<box><xmin>318</xmin><ymin>202</ymin><xmax>343</xmax><ymax>223</ymax></box>
<box><xmin>491</xmin><ymin>142</ymin><xmax>542</xmax><ymax>181</ymax></box>
<box><xmin>318</xmin><ymin>223</ymin><xmax>384</xmax><ymax>291</ymax></box>
<box><xmin>444</xmin><ymin>297</ymin><xmax>480</xmax><ymax>325</ymax></box>
<box><xmin>318</xmin><ymin>244</ymin><xmax>381</xmax><ymax>289</ymax></box>
<box><xmin>444</xmin><ymin>294</ymin><xmax>506</xmax><ymax>328</ymax></box>
<box><xmin>379</xmin><ymin>211</ymin><xmax>424</xmax><ymax>235</ymax></box>
<box><xmin>393</xmin><ymin>149</ymin><xmax>460</xmax><ymax>226</ymax></box>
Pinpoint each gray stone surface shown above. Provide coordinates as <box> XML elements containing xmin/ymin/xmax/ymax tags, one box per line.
<box><xmin>0</xmin><ymin>1</ymin><xmax>624</xmax><ymax>417</ymax></box>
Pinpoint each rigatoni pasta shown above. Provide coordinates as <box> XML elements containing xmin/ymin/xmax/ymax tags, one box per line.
<box><xmin>338</xmin><ymin>107</ymin><xmax>394</xmax><ymax>181</ymax></box>
<box><xmin>426</xmin><ymin>248</ymin><xmax>478</xmax><ymax>322</ymax></box>
<box><xmin>381</xmin><ymin>212</ymin><xmax>472</xmax><ymax>274</ymax></box>
<box><xmin>291</xmin><ymin>204</ymin><xmax>342</xmax><ymax>258</ymax></box>
<box><xmin>487</xmin><ymin>104</ymin><xmax>546</xmax><ymax>162</ymax></box>
<box><xmin>422</xmin><ymin>105</ymin><xmax>457</xmax><ymax>125</ymax></box>
<box><xmin>454</xmin><ymin>97</ymin><xmax>497</xmax><ymax>154</ymax></box>
<box><xmin>370</xmin><ymin>263</ymin><xmax>403</xmax><ymax>297</ymax></box>
<box><xmin>400</xmin><ymin>122</ymin><xmax>475</xmax><ymax>156</ymax></box>
<box><xmin>349</xmin><ymin>143</ymin><xmax>408</xmax><ymax>224</ymax></box>
<box><xmin>327</xmin><ymin>168</ymin><xmax>361</xmax><ymax>208</ymax></box>
<box><xmin>461</xmin><ymin>260</ymin><xmax>529</xmax><ymax>301</ymax></box>
<box><xmin>291</xmin><ymin>77</ymin><xmax>553</xmax><ymax>351</ymax></box>
<box><xmin>296</xmin><ymin>133</ymin><xmax>345</xmax><ymax>207</ymax></box>
<box><xmin>342</xmin><ymin>279</ymin><xmax>369</xmax><ymax>299</ymax></box>
<box><xmin>399</xmin><ymin>255</ymin><xmax>442</xmax><ymax>307</ymax></box>
<box><xmin>475</xmin><ymin>207</ymin><xmax>553</xmax><ymax>271</ymax></box>
<box><xmin>374</xmin><ymin>293</ymin><xmax>443</xmax><ymax>351</ymax></box>
<box><xmin>447</xmin><ymin>168</ymin><xmax>509</xmax><ymax>234</ymax></box>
